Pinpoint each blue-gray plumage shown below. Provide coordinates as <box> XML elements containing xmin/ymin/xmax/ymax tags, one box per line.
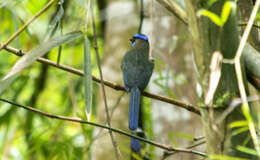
<box><xmin>121</xmin><ymin>33</ymin><xmax>154</xmax><ymax>152</ymax></box>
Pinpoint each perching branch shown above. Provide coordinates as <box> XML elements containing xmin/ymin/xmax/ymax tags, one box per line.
<box><xmin>0</xmin><ymin>0</ymin><xmax>58</xmax><ymax>51</ymax></box>
<box><xmin>0</xmin><ymin>98</ymin><xmax>206</xmax><ymax>157</ymax></box>
<box><xmin>2</xmin><ymin>44</ymin><xmax>201</xmax><ymax>115</ymax></box>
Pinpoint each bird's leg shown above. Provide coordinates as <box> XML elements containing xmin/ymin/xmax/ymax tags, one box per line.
<box><xmin>124</xmin><ymin>84</ymin><xmax>130</xmax><ymax>92</ymax></box>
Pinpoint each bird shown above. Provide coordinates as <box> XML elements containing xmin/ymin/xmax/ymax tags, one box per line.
<box><xmin>121</xmin><ymin>33</ymin><xmax>154</xmax><ymax>152</ymax></box>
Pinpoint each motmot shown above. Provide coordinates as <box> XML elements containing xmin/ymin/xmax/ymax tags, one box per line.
<box><xmin>121</xmin><ymin>34</ymin><xmax>154</xmax><ymax>152</ymax></box>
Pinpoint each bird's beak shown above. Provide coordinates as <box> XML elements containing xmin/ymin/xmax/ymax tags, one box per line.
<box><xmin>129</xmin><ymin>38</ymin><xmax>134</xmax><ymax>42</ymax></box>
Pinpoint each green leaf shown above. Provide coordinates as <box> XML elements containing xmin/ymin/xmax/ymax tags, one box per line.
<box><xmin>46</xmin><ymin>0</ymin><xmax>64</xmax><ymax>39</ymax></box>
<box><xmin>236</xmin><ymin>146</ymin><xmax>258</xmax><ymax>156</ymax></box>
<box><xmin>83</xmin><ymin>36</ymin><xmax>92</xmax><ymax>121</ymax></box>
<box><xmin>168</xmin><ymin>134</ymin><xmax>178</xmax><ymax>147</ymax></box>
<box><xmin>255</xmin><ymin>12</ymin><xmax>260</xmax><ymax>21</ymax></box>
<box><xmin>241</xmin><ymin>104</ymin><xmax>253</xmax><ymax>121</ymax></box>
<box><xmin>198</xmin><ymin>2</ymin><xmax>234</xmax><ymax>27</ymax></box>
<box><xmin>0</xmin><ymin>31</ymin><xmax>82</xmax><ymax>95</ymax></box>
<box><xmin>154</xmin><ymin>59</ymin><xmax>164</xmax><ymax>78</ymax></box>
<box><xmin>229</xmin><ymin>120</ymin><xmax>248</xmax><ymax>128</ymax></box>
<box><xmin>209</xmin><ymin>155</ymin><xmax>249</xmax><ymax>160</ymax></box>
<box><xmin>198</xmin><ymin>9</ymin><xmax>222</xmax><ymax>26</ymax></box>
<box><xmin>232</xmin><ymin>126</ymin><xmax>249</xmax><ymax>136</ymax></box>
<box><xmin>220</xmin><ymin>1</ymin><xmax>233</xmax><ymax>25</ymax></box>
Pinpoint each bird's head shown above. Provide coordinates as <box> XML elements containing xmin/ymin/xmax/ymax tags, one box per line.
<box><xmin>130</xmin><ymin>34</ymin><xmax>149</xmax><ymax>47</ymax></box>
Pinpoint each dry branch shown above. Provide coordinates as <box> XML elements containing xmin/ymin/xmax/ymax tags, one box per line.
<box><xmin>0</xmin><ymin>98</ymin><xmax>206</xmax><ymax>157</ymax></box>
<box><xmin>2</xmin><ymin>44</ymin><xmax>200</xmax><ymax>115</ymax></box>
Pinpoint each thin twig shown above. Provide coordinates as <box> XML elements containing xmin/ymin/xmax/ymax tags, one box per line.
<box><xmin>149</xmin><ymin>0</ymin><xmax>154</xmax><ymax>59</ymax></box>
<box><xmin>138</xmin><ymin>0</ymin><xmax>144</xmax><ymax>34</ymax></box>
<box><xmin>186</xmin><ymin>141</ymin><xmax>206</xmax><ymax>149</ymax></box>
<box><xmin>56</xmin><ymin>15</ymin><xmax>63</xmax><ymax>65</ymax></box>
<box><xmin>2</xmin><ymin>45</ymin><xmax>200</xmax><ymax>115</ymax></box>
<box><xmin>156</xmin><ymin>0</ymin><xmax>187</xmax><ymax>25</ymax></box>
<box><xmin>162</xmin><ymin>140</ymin><xmax>206</xmax><ymax>159</ymax></box>
<box><xmin>85</xmin><ymin>93</ymin><xmax>125</xmax><ymax>155</ymax></box>
<box><xmin>0</xmin><ymin>0</ymin><xmax>58</xmax><ymax>51</ymax></box>
<box><xmin>110</xmin><ymin>92</ymin><xmax>125</xmax><ymax>119</ymax></box>
<box><xmin>217</xmin><ymin>96</ymin><xmax>260</xmax><ymax>124</ymax></box>
<box><xmin>90</xmin><ymin>3</ymin><xmax>120</xmax><ymax>159</ymax></box>
<box><xmin>0</xmin><ymin>98</ymin><xmax>207</xmax><ymax>157</ymax></box>
<box><xmin>193</xmin><ymin>136</ymin><xmax>205</xmax><ymax>142</ymax></box>
<box><xmin>234</xmin><ymin>0</ymin><xmax>260</xmax><ymax>156</ymax></box>
<box><xmin>239</xmin><ymin>23</ymin><xmax>260</xmax><ymax>30</ymax></box>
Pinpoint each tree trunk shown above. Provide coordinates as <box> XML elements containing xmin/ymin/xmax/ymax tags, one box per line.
<box><xmin>185</xmin><ymin>0</ymin><xmax>256</xmax><ymax>158</ymax></box>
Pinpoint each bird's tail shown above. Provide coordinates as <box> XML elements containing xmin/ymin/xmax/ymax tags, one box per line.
<box><xmin>131</xmin><ymin>137</ymin><xmax>141</xmax><ymax>152</ymax></box>
<box><xmin>129</xmin><ymin>87</ymin><xmax>141</xmax><ymax>130</ymax></box>
<box><xmin>129</xmin><ymin>87</ymin><xmax>141</xmax><ymax>152</ymax></box>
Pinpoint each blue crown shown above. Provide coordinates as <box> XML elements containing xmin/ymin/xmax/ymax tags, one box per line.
<box><xmin>133</xmin><ymin>34</ymin><xmax>148</xmax><ymax>41</ymax></box>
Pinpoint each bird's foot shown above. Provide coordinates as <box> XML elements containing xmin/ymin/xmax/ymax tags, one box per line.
<box><xmin>124</xmin><ymin>85</ymin><xmax>130</xmax><ymax>92</ymax></box>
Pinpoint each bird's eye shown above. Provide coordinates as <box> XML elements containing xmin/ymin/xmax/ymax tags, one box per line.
<box><xmin>131</xmin><ymin>41</ymin><xmax>136</xmax><ymax>47</ymax></box>
<box><xmin>129</xmin><ymin>38</ymin><xmax>135</xmax><ymax>42</ymax></box>
<box><xmin>130</xmin><ymin>38</ymin><xmax>136</xmax><ymax>46</ymax></box>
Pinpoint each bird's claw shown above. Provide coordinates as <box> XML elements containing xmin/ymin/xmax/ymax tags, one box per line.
<box><xmin>124</xmin><ymin>86</ymin><xmax>130</xmax><ymax>92</ymax></box>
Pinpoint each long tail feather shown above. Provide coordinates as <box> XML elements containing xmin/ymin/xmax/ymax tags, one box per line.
<box><xmin>129</xmin><ymin>87</ymin><xmax>141</xmax><ymax>130</ymax></box>
<box><xmin>131</xmin><ymin>138</ymin><xmax>141</xmax><ymax>152</ymax></box>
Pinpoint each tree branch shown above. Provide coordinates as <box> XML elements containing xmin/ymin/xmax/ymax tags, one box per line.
<box><xmin>0</xmin><ymin>98</ymin><xmax>207</xmax><ymax>157</ymax></box>
<box><xmin>2</xmin><ymin>44</ymin><xmax>201</xmax><ymax>115</ymax></box>
<box><xmin>162</xmin><ymin>141</ymin><xmax>206</xmax><ymax>160</ymax></box>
